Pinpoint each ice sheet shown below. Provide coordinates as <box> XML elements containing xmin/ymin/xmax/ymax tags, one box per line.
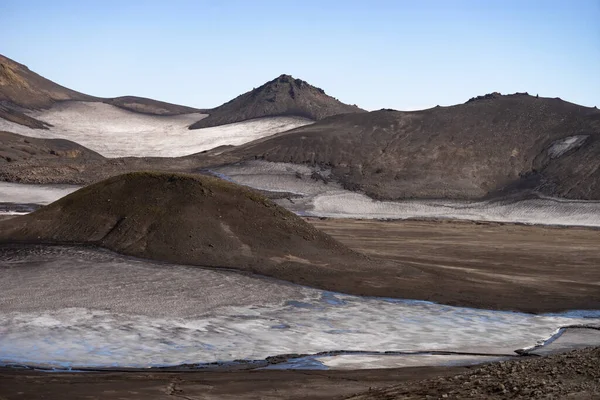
<box><xmin>0</xmin><ymin>246</ymin><xmax>597</xmax><ymax>369</ymax></box>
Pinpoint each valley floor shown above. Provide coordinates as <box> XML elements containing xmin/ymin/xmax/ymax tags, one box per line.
<box><xmin>1</xmin><ymin>218</ymin><xmax>599</xmax><ymax>399</ymax></box>
<box><xmin>1</xmin><ymin>348</ymin><xmax>598</xmax><ymax>399</ymax></box>
<box><xmin>310</xmin><ymin>218</ymin><xmax>600</xmax><ymax>313</ymax></box>
<box><xmin>0</xmin><ymin>364</ymin><xmax>464</xmax><ymax>400</ymax></box>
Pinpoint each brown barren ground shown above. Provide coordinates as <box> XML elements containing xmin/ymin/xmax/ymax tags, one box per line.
<box><xmin>0</xmin><ymin>366</ymin><xmax>468</xmax><ymax>400</ymax></box>
<box><xmin>309</xmin><ymin>218</ymin><xmax>600</xmax><ymax>313</ymax></box>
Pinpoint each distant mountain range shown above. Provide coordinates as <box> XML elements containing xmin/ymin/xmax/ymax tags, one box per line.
<box><xmin>1</xmin><ymin>53</ymin><xmax>599</xmax><ymax>201</ymax></box>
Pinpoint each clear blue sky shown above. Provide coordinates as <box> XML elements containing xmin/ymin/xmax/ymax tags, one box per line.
<box><xmin>1</xmin><ymin>0</ymin><xmax>599</xmax><ymax>110</ymax></box>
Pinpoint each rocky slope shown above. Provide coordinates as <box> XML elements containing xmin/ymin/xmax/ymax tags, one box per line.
<box><xmin>226</xmin><ymin>93</ymin><xmax>600</xmax><ymax>200</ymax></box>
<box><xmin>0</xmin><ymin>54</ymin><xmax>95</xmax><ymax>109</ymax></box>
<box><xmin>0</xmin><ymin>172</ymin><xmax>421</xmax><ymax>296</ymax></box>
<box><xmin>189</xmin><ymin>74</ymin><xmax>364</xmax><ymax>129</ymax></box>
<box><xmin>348</xmin><ymin>347</ymin><xmax>600</xmax><ymax>399</ymax></box>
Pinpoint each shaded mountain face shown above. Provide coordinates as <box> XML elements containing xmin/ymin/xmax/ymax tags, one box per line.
<box><xmin>0</xmin><ymin>54</ymin><xmax>200</xmax><ymax>127</ymax></box>
<box><xmin>189</xmin><ymin>74</ymin><xmax>364</xmax><ymax>129</ymax></box>
<box><xmin>227</xmin><ymin>93</ymin><xmax>600</xmax><ymax>200</ymax></box>
<box><xmin>0</xmin><ymin>172</ymin><xmax>422</xmax><ymax>297</ymax></box>
<box><xmin>0</xmin><ymin>131</ymin><xmax>103</xmax><ymax>163</ymax></box>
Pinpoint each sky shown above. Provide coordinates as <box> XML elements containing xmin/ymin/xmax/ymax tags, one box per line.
<box><xmin>1</xmin><ymin>0</ymin><xmax>599</xmax><ymax>111</ymax></box>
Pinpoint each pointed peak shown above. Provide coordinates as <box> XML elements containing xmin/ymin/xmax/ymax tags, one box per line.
<box><xmin>256</xmin><ymin>74</ymin><xmax>325</xmax><ymax>96</ymax></box>
<box><xmin>189</xmin><ymin>74</ymin><xmax>363</xmax><ymax>129</ymax></box>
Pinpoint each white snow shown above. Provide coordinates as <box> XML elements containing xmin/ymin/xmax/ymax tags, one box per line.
<box><xmin>0</xmin><ymin>101</ymin><xmax>312</xmax><ymax>157</ymax></box>
<box><xmin>547</xmin><ymin>135</ymin><xmax>589</xmax><ymax>158</ymax></box>
<box><xmin>0</xmin><ymin>246</ymin><xmax>598</xmax><ymax>369</ymax></box>
<box><xmin>210</xmin><ymin>161</ymin><xmax>600</xmax><ymax>227</ymax></box>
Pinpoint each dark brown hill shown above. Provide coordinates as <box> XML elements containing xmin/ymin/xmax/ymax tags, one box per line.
<box><xmin>227</xmin><ymin>93</ymin><xmax>600</xmax><ymax>200</ymax></box>
<box><xmin>0</xmin><ymin>172</ymin><xmax>421</xmax><ymax>296</ymax></box>
<box><xmin>189</xmin><ymin>74</ymin><xmax>364</xmax><ymax>129</ymax></box>
<box><xmin>0</xmin><ymin>54</ymin><xmax>96</xmax><ymax>109</ymax></box>
<box><xmin>0</xmin><ymin>131</ymin><xmax>103</xmax><ymax>163</ymax></box>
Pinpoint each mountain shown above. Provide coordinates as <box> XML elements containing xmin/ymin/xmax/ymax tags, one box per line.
<box><xmin>189</xmin><ymin>74</ymin><xmax>364</xmax><ymax>129</ymax></box>
<box><xmin>0</xmin><ymin>54</ymin><xmax>95</xmax><ymax>109</ymax></box>
<box><xmin>226</xmin><ymin>93</ymin><xmax>600</xmax><ymax>200</ymax></box>
<box><xmin>0</xmin><ymin>54</ymin><xmax>200</xmax><ymax>125</ymax></box>
<box><xmin>0</xmin><ymin>172</ymin><xmax>423</xmax><ymax>297</ymax></box>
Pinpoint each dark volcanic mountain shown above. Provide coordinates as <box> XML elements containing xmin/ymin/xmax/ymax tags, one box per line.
<box><xmin>189</xmin><ymin>74</ymin><xmax>364</xmax><ymax>129</ymax></box>
<box><xmin>226</xmin><ymin>93</ymin><xmax>600</xmax><ymax>200</ymax></box>
<box><xmin>0</xmin><ymin>54</ymin><xmax>200</xmax><ymax>127</ymax></box>
<box><xmin>0</xmin><ymin>172</ymin><xmax>422</xmax><ymax>297</ymax></box>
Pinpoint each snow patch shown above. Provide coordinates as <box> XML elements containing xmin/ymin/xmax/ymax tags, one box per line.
<box><xmin>547</xmin><ymin>135</ymin><xmax>589</xmax><ymax>158</ymax></box>
<box><xmin>210</xmin><ymin>161</ymin><xmax>600</xmax><ymax>228</ymax></box>
<box><xmin>307</xmin><ymin>191</ymin><xmax>600</xmax><ymax>227</ymax></box>
<box><xmin>0</xmin><ymin>102</ymin><xmax>312</xmax><ymax>157</ymax></box>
